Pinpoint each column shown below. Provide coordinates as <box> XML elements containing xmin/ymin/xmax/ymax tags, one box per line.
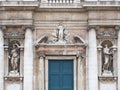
<box><xmin>39</xmin><ymin>54</ymin><xmax>44</xmax><ymax>90</ymax></box>
<box><xmin>115</xmin><ymin>26</ymin><xmax>120</xmax><ymax>90</ymax></box>
<box><xmin>88</xmin><ymin>26</ymin><xmax>98</xmax><ymax>90</ymax></box>
<box><xmin>112</xmin><ymin>45</ymin><xmax>117</xmax><ymax>75</ymax></box>
<box><xmin>0</xmin><ymin>25</ymin><xmax>5</xmax><ymax>90</ymax></box>
<box><xmin>23</xmin><ymin>26</ymin><xmax>34</xmax><ymax>90</ymax></box>
<box><xmin>78</xmin><ymin>54</ymin><xmax>84</xmax><ymax>90</ymax></box>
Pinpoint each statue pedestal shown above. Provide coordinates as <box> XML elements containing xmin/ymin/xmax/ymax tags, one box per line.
<box><xmin>55</xmin><ymin>41</ymin><xmax>66</xmax><ymax>44</ymax></box>
<box><xmin>102</xmin><ymin>70</ymin><xmax>113</xmax><ymax>76</ymax></box>
<box><xmin>9</xmin><ymin>71</ymin><xmax>19</xmax><ymax>77</ymax></box>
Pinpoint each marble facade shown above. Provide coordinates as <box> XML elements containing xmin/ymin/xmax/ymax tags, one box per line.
<box><xmin>0</xmin><ymin>1</ymin><xmax>120</xmax><ymax>90</ymax></box>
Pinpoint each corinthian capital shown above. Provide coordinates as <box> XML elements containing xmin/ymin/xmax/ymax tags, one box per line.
<box><xmin>37</xmin><ymin>52</ymin><xmax>45</xmax><ymax>59</ymax></box>
<box><xmin>87</xmin><ymin>25</ymin><xmax>99</xmax><ymax>31</ymax></box>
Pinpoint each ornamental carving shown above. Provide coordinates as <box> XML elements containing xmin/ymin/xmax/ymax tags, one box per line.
<box><xmin>35</xmin><ymin>24</ymin><xmax>86</xmax><ymax>46</ymax></box>
<box><xmin>4</xmin><ymin>31</ymin><xmax>24</xmax><ymax>39</ymax></box>
<box><xmin>97</xmin><ymin>28</ymin><xmax>117</xmax><ymax>39</ymax></box>
<box><xmin>50</xmin><ymin>23</ymin><xmax>70</xmax><ymax>44</ymax></box>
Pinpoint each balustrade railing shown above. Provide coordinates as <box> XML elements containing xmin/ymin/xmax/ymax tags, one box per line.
<box><xmin>0</xmin><ymin>0</ymin><xmax>120</xmax><ymax>7</ymax></box>
<box><xmin>48</xmin><ymin>0</ymin><xmax>74</xmax><ymax>3</ymax></box>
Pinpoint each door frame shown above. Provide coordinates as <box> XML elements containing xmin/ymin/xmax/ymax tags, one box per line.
<box><xmin>45</xmin><ymin>56</ymin><xmax>76</xmax><ymax>90</ymax></box>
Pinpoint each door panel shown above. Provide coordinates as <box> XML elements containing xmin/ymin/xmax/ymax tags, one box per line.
<box><xmin>49</xmin><ymin>60</ymin><xmax>73</xmax><ymax>90</ymax></box>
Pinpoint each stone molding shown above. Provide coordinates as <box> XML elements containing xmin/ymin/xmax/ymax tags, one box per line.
<box><xmin>4</xmin><ymin>76</ymin><xmax>23</xmax><ymax>81</ymax></box>
<box><xmin>74</xmin><ymin>35</ymin><xmax>86</xmax><ymax>44</ymax></box>
<box><xmin>98</xmin><ymin>76</ymin><xmax>117</xmax><ymax>82</ymax></box>
<box><xmin>35</xmin><ymin>34</ymin><xmax>86</xmax><ymax>46</ymax></box>
<box><xmin>36</xmin><ymin>44</ymin><xmax>85</xmax><ymax>56</ymax></box>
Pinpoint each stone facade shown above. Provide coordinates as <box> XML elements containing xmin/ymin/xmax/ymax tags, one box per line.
<box><xmin>0</xmin><ymin>0</ymin><xmax>120</xmax><ymax>90</ymax></box>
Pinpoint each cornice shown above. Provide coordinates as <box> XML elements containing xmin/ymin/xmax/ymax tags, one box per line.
<box><xmin>0</xmin><ymin>1</ymin><xmax>38</xmax><ymax>11</ymax></box>
<box><xmin>0</xmin><ymin>1</ymin><xmax>120</xmax><ymax>11</ymax></box>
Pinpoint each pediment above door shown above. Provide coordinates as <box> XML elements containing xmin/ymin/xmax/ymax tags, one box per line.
<box><xmin>34</xmin><ymin>24</ymin><xmax>86</xmax><ymax>55</ymax></box>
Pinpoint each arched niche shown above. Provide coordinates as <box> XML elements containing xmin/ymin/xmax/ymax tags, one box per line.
<box><xmin>101</xmin><ymin>40</ymin><xmax>113</xmax><ymax>75</ymax></box>
<box><xmin>101</xmin><ymin>40</ymin><xmax>113</xmax><ymax>48</ymax></box>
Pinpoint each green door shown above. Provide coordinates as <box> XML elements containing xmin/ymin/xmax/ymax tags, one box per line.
<box><xmin>49</xmin><ymin>60</ymin><xmax>73</xmax><ymax>90</ymax></box>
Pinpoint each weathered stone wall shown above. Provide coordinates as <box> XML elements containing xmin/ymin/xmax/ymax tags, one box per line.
<box><xmin>0</xmin><ymin>3</ymin><xmax>120</xmax><ymax>90</ymax></box>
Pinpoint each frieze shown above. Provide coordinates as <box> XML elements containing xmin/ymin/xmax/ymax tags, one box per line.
<box><xmin>4</xmin><ymin>31</ymin><xmax>24</xmax><ymax>39</ymax></box>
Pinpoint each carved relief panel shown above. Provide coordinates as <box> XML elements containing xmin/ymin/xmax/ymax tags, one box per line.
<box><xmin>97</xmin><ymin>27</ymin><xmax>117</xmax><ymax>76</ymax></box>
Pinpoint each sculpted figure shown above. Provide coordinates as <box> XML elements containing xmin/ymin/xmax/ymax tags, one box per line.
<box><xmin>51</xmin><ymin>24</ymin><xmax>70</xmax><ymax>44</ymax></box>
<box><xmin>9</xmin><ymin>43</ymin><xmax>20</xmax><ymax>73</ymax></box>
<box><xmin>103</xmin><ymin>44</ymin><xmax>113</xmax><ymax>71</ymax></box>
<box><xmin>57</xmin><ymin>24</ymin><xmax>65</xmax><ymax>42</ymax></box>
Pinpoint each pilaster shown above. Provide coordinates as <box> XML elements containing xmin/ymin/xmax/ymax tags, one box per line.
<box><xmin>77</xmin><ymin>53</ymin><xmax>85</xmax><ymax>90</ymax></box>
<box><xmin>0</xmin><ymin>25</ymin><xmax>6</xmax><ymax>90</ymax></box>
<box><xmin>38</xmin><ymin>54</ymin><xmax>45</xmax><ymax>90</ymax></box>
<box><xmin>115</xmin><ymin>25</ymin><xmax>120</xmax><ymax>90</ymax></box>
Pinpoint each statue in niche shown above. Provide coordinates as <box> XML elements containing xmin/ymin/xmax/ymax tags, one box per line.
<box><xmin>102</xmin><ymin>43</ymin><xmax>113</xmax><ymax>75</ymax></box>
<box><xmin>8</xmin><ymin>41</ymin><xmax>20</xmax><ymax>75</ymax></box>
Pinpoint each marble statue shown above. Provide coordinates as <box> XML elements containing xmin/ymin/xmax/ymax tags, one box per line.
<box><xmin>103</xmin><ymin>44</ymin><xmax>113</xmax><ymax>72</ymax></box>
<box><xmin>51</xmin><ymin>23</ymin><xmax>70</xmax><ymax>44</ymax></box>
<box><xmin>57</xmin><ymin>24</ymin><xmax>65</xmax><ymax>42</ymax></box>
<box><xmin>9</xmin><ymin>43</ymin><xmax>20</xmax><ymax>74</ymax></box>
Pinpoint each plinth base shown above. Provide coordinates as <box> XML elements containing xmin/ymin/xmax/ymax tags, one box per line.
<box><xmin>9</xmin><ymin>71</ymin><xmax>19</xmax><ymax>77</ymax></box>
<box><xmin>102</xmin><ymin>70</ymin><xmax>113</xmax><ymax>76</ymax></box>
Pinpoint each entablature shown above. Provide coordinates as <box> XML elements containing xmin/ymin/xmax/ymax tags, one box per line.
<box><xmin>36</xmin><ymin>44</ymin><xmax>86</xmax><ymax>55</ymax></box>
